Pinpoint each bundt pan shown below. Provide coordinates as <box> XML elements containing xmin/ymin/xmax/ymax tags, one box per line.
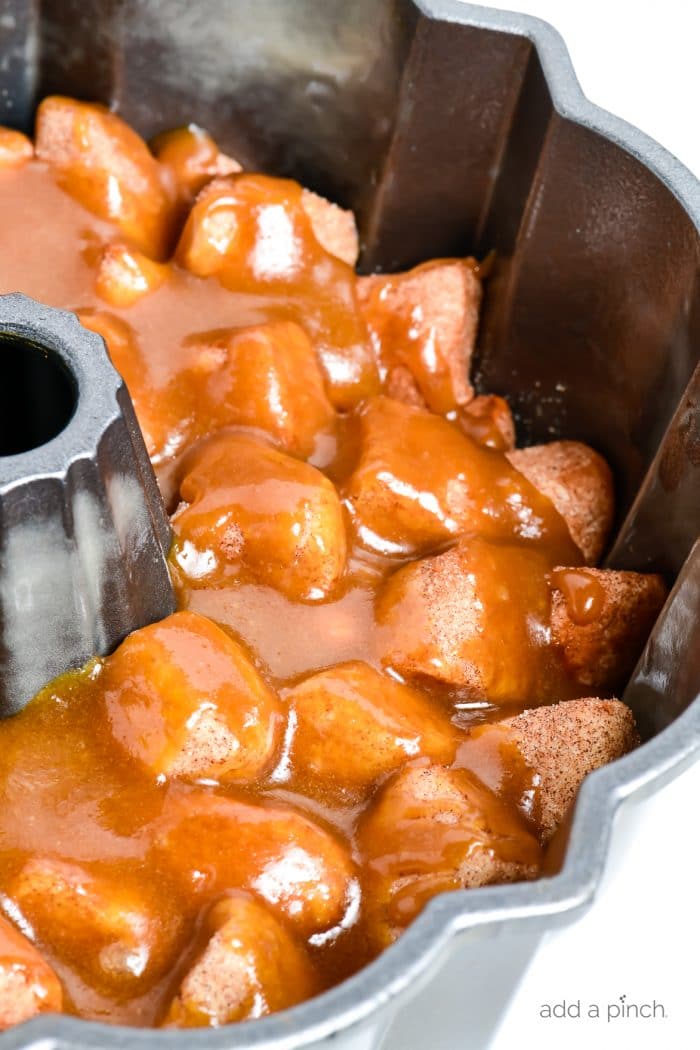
<box><xmin>1</xmin><ymin>0</ymin><xmax>699</xmax><ymax>1047</ymax></box>
<box><xmin>0</xmin><ymin>295</ymin><xmax>175</xmax><ymax>716</ymax></box>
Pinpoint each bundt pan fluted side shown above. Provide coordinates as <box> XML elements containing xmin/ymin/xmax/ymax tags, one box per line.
<box><xmin>0</xmin><ymin>1</ymin><xmax>699</xmax><ymax>1048</ymax></box>
<box><xmin>0</xmin><ymin>294</ymin><xmax>175</xmax><ymax>716</ymax></box>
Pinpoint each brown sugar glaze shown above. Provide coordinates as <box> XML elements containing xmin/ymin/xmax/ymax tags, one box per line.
<box><xmin>0</xmin><ymin>111</ymin><xmax>606</xmax><ymax>1026</ymax></box>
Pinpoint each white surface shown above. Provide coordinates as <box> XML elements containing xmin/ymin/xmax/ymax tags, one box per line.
<box><xmin>399</xmin><ymin>3</ymin><xmax>700</xmax><ymax>1049</ymax></box>
<box><xmin>481</xmin><ymin>0</ymin><xmax>700</xmax><ymax>177</ymax></box>
<box><xmin>492</xmin><ymin>766</ymin><xmax>700</xmax><ymax>1050</ymax></box>
<box><xmin>483</xmin><ymin>3</ymin><xmax>700</xmax><ymax>1049</ymax></box>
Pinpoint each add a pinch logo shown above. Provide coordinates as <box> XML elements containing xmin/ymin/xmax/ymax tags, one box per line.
<box><xmin>539</xmin><ymin>995</ymin><xmax>668</xmax><ymax>1022</ymax></box>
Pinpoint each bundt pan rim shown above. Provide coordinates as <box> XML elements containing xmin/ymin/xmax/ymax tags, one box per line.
<box><xmin>0</xmin><ymin>292</ymin><xmax>175</xmax><ymax>714</ymax></box>
<box><xmin>2</xmin><ymin>2</ymin><xmax>699</xmax><ymax>1047</ymax></box>
<box><xmin>0</xmin><ymin>293</ymin><xmax>125</xmax><ymax>493</ymax></box>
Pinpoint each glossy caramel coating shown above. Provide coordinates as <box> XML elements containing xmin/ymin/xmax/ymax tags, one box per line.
<box><xmin>346</xmin><ymin>397</ymin><xmax>582</xmax><ymax>560</ymax></box>
<box><xmin>184</xmin><ymin>321</ymin><xmax>336</xmax><ymax>458</ymax></box>
<box><xmin>155</xmin><ymin>792</ymin><xmax>356</xmax><ymax>936</ymax></box>
<box><xmin>80</xmin><ymin>312</ymin><xmax>337</xmax><ymax>469</ymax></box>
<box><xmin>101</xmin><ymin>611</ymin><xmax>283</xmax><ymax>783</ymax></box>
<box><xmin>376</xmin><ymin>540</ymin><xmax>662</xmax><ymax>703</ymax></box>
<box><xmin>551</xmin><ymin>568</ymin><xmax>667</xmax><ymax>691</ymax></box>
<box><xmin>35</xmin><ymin>96</ymin><xmax>176</xmax><ymax>259</ymax></box>
<box><xmin>0</xmin><ymin>155</ymin><xmax>375</xmax><ymax>473</ymax></box>
<box><xmin>95</xmin><ymin>243</ymin><xmax>170</xmax><ymax>307</ymax></box>
<box><xmin>456</xmin><ymin>394</ymin><xmax>516</xmax><ymax>452</ymax></box>
<box><xmin>0</xmin><ymin>102</ymin><xmax>664</xmax><ymax>1032</ymax></box>
<box><xmin>383</xmin><ymin>364</ymin><xmax>425</xmax><ymax>406</ymax></box>
<box><xmin>0</xmin><ymin>127</ymin><xmax>33</xmax><ymax>169</ymax></box>
<box><xmin>151</xmin><ymin>124</ymin><xmax>242</xmax><ymax>202</ymax></box>
<box><xmin>0</xmin><ymin>914</ymin><xmax>62</xmax><ymax>1028</ymax></box>
<box><xmin>76</xmin><ymin>309</ymin><xmax>194</xmax><ymax>464</ymax></box>
<box><xmin>10</xmin><ymin>858</ymin><xmax>184</xmax><ymax>997</ymax></box>
<box><xmin>176</xmin><ymin>174</ymin><xmax>378</xmax><ymax>408</ymax></box>
<box><xmin>171</xmin><ymin>434</ymin><xmax>347</xmax><ymax>598</ymax></box>
<box><xmin>0</xmin><ymin>663</ymin><xmax>352</xmax><ymax>1023</ymax></box>
<box><xmin>358</xmin><ymin>259</ymin><xmax>480</xmax><ymax>413</ymax></box>
<box><xmin>358</xmin><ymin>763</ymin><xmax>541</xmax><ymax>947</ymax></box>
<box><xmin>163</xmin><ymin>895</ymin><xmax>317</xmax><ymax>1027</ymax></box>
<box><xmin>376</xmin><ymin>537</ymin><xmax>562</xmax><ymax>702</ymax></box>
<box><xmin>285</xmin><ymin>661</ymin><xmax>458</xmax><ymax>798</ymax></box>
<box><xmin>507</xmin><ymin>441</ymin><xmax>614</xmax><ymax>564</ymax></box>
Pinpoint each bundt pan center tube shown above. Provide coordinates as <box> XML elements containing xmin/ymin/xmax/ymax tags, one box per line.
<box><xmin>0</xmin><ymin>0</ymin><xmax>699</xmax><ymax>1048</ymax></box>
<box><xmin>0</xmin><ymin>294</ymin><xmax>175</xmax><ymax>716</ymax></box>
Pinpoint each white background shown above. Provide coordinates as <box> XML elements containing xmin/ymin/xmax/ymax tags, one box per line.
<box><xmin>471</xmin><ymin>2</ymin><xmax>700</xmax><ymax>1049</ymax></box>
<box><xmin>481</xmin><ymin>0</ymin><xmax>700</xmax><ymax>177</ymax></box>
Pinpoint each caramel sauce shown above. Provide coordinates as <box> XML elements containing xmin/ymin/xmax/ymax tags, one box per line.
<box><xmin>175</xmin><ymin>175</ymin><xmax>379</xmax><ymax>412</ymax></box>
<box><xmin>0</xmin><ymin>103</ymin><xmax>603</xmax><ymax>1028</ymax></box>
<box><xmin>551</xmin><ymin>567</ymin><xmax>606</xmax><ymax>626</ymax></box>
<box><xmin>344</xmin><ymin>397</ymin><xmax>582</xmax><ymax>562</ymax></box>
<box><xmin>453</xmin><ymin>723</ymin><xmax>542</xmax><ymax>827</ymax></box>
<box><xmin>455</xmin><ymin>395</ymin><xmax>515</xmax><ymax>452</ymax></box>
